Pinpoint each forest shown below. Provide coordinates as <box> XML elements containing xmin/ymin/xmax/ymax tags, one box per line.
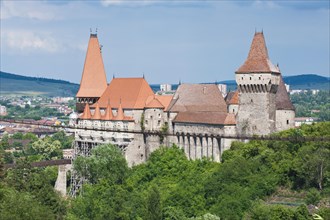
<box><xmin>0</xmin><ymin>122</ymin><xmax>329</xmax><ymax>219</ymax></box>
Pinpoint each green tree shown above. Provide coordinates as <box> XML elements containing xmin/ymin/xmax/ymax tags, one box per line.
<box><xmin>145</xmin><ymin>185</ymin><xmax>162</xmax><ymax>220</ymax></box>
<box><xmin>31</xmin><ymin>137</ymin><xmax>62</xmax><ymax>160</ymax></box>
<box><xmin>74</xmin><ymin>144</ymin><xmax>128</xmax><ymax>185</ymax></box>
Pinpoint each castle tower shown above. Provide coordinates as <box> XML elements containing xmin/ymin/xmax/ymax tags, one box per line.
<box><xmin>235</xmin><ymin>32</ymin><xmax>281</xmax><ymax>136</ymax></box>
<box><xmin>76</xmin><ymin>33</ymin><xmax>108</xmax><ymax>113</ymax></box>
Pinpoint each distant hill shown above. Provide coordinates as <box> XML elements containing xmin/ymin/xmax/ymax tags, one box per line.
<box><xmin>0</xmin><ymin>71</ymin><xmax>79</xmax><ymax>97</ymax></box>
<box><xmin>283</xmin><ymin>74</ymin><xmax>330</xmax><ymax>90</ymax></box>
<box><xmin>1</xmin><ymin>71</ymin><xmax>328</xmax><ymax>97</ymax></box>
<box><xmin>211</xmin><ymin>74</ymin><xmax>329</xmax><ymax>91</ymax></box>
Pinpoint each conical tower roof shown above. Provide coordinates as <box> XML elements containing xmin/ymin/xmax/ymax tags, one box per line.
<box><xmin>236</xmin><ymin>32</ymin><xmax>280</xmax><ymax>74</ymax></box>
<box><xmin>102</xmin><ymin>102</ymin><xmax>114</xmax><ymax>120</ymax></box>
<box><xmin>76</xmin><ymin>33</ymin><xmax>108</xmax><ymax>98</ymax></box>
<box><xmin>114</xmin><ymin>101</ymin><xmax>124</xmax><ymax>120</ymax></box>
<box><xmin>80</xmin><ymin>103</ymin><xmax>91</xmax><ymax>119</ymax></box>
<box><xmin>92</xmin><ymin>102</ymin><xmax>101</xmax><ymax>120</ymax></box>
<box><xmin>276</xmin><ymin>75</ymin><xmax>295</xmax><ymax>111</ymax></box>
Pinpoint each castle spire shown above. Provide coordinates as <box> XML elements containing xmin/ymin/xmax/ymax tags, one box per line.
<box><xmin>80</xmin><ymin>103</ymin><xmax>91</xmax><ymax>119</ymax></box>
<box><xmin>236</xmin><ymin>32</ymin><xmax>280</xmax><ymax>74</ymax></box>
<box><xmin>76</xmin><ymin>32</ymin><xmax>108</xmax><ymax>98</ymax></box>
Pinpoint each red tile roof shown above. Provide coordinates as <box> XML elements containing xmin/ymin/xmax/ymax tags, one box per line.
<box><xmin>173</xmin><ymin>112</ymin><xmax>236</xmax><ymax>125</ymax></box>
<box><xmin>76</xmin><ymin>34</ymin><xmax>108</xmax><ymax>98</ymax></box>
<box><xmin>94</xmin><ymin>78</ymin><xmax>155</xmax><ymax>109</ymax></box>
<box><xmin>145</xmin><ymin>96</ymin><xmax>164</xmax><ymax>109</ymax></box>
<box><xmin>102</xmin><ymin>103</ymin><xmax>114</xmax><ymax>120</ymax></box>
<box><xmin>80</xmin><ymin>103</ymin><xmax>91</xmax><ymax>119</ymax></box>
<box><xmin>154</xmin><ymin>95</ymin><xmax>173</xmax><ymax>110</ymax></box>
<box><xmin>236</xmin><ymin>32</ymin><xmax>280</xmax><ymax>74</ymax></box>
<box><xmin>228</xmin><ymin>90</ymin><xmax>239</xmax><ymax>105</ymax></box>
<box><xmin>167</xmin><ymin>84</ymin><xmax>227</xmax><ymax>113</ymax></box>
<box><xmin>91</xmin><ymin>102</ymin><xmax>101</xmax><ymax>120</ymax></box>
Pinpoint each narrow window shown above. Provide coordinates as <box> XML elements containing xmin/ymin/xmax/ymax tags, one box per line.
<box><xmin>250</xmin><ymin>77</ymin><xmax>252</xmax><ymax>80</ymax></box>
<box><xmin>287</xmin><ymin>120</ymin><xmax>289</xmax><ymax>125</ymax></box>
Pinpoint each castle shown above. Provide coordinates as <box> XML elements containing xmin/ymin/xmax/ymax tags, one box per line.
<box><xmin>71</xmin><ymin>31</ymin><xmax>295</xmax><ymax>194</ymax></box>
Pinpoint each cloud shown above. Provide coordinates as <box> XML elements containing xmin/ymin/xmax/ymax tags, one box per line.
<box><xmin>0</xmin><ymin>0</ymin><xmax>59</xmax><ymax>20</ymax></box>
<box><xmin>2</xmin><ymin>30</ymin><xmax>61</xmax><ymax>53</ymax></box>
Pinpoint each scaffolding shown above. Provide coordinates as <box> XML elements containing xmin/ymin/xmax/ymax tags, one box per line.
<box><xmin>69</xmin><ymin>140</ymin><xmax>98</xmax><ymax>197</ymax></box>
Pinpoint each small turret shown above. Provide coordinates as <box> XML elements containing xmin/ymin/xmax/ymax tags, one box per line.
<box><xmin>92</xmin><ymin>102</ymin><xmax>101</xmax><ymax>120</ymax></box>
<box><xmin>80</xmin><ymin>103</ymin><xmax>91</xmax><ymax>119</ymax></box>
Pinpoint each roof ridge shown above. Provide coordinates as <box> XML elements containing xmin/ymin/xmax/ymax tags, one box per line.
<box><xmin>134</xmin><ymin>78</ymin><xmax>147</xmax><ymax>108</ymax></box>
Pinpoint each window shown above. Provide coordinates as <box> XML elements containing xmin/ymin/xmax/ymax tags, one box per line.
<box><xmin>287</xmin><ymin>120</ymin><xmax>289</xmax><ymax>125</ymax></box>
<box><xmin>250</xmin><ymin>77</ymin><xmax>252</xmax><ymax>80</ymax></box>
<box><xmin>158</xmin><ymin>120</ymin><xmax>161</xmax><ymax>126</ymax></box>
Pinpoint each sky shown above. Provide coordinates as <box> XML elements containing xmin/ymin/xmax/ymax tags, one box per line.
<box><xmin>0</xmin><ymin>0</ymin><xmax>329</xmax><ymax>84</ymax></box>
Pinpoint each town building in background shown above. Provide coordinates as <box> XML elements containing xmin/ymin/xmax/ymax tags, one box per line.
<box><xmin>0</xmin><ymin>105</ymin><xmax>7</xmax><ymax>116</ymax></box>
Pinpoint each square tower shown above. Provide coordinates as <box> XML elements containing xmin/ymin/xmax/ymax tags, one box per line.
<box><xmin>235</xmin><ymin>32</ymin><xmax>280</xmax><ymax>136</ymax></box>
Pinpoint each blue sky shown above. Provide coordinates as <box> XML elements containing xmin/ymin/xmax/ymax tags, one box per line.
<box><xmin>1</xmin><ymin>0</ymin><xmax>329</xmax><ymax>84</ymax></box>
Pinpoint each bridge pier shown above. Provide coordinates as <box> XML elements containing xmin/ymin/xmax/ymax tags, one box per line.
<box><xmin>55</xmin><ymin>164</ymin><xmax>72</xmax><ymax>196</ymax></box>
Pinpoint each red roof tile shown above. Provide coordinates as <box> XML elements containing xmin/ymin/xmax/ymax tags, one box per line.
<box><xmin>94</xmin><ymin>78</ymin><xmax>155</xmax><ymax>109</ymax></box>
<box><xmin>155</xmin><ymin>95</ymin><xmax>173</xmax><ymax>111</ymax></box>
<box><xmin>91</xmin><ymin>102</ymin><xmax>101</xmax><ymax>120</ymax></box>
<box><xmin>167</xmin><ymin>84</ymin><xmax>227</xmax><ymax>113</ymax></box>
<box><xmin>173</xmin><ymin>112</ymin><xmax>235</xmax><ymax>125</ymax></box>
<box><xmin>236</xmin><ymin>32</ymin><xmax>280</xmax><ymax>74</ymax></box>
<box><xmin>228</xmin><ymin>91</ymin><xmax>239</xmax><ymax>105</ymax></box>
<box><xmin>80</xmin><ymin>103</ymin><xmax>91</xmax><ymax>119</ymax></box>
<box><xmin>145</xmin><ymin>96</ymin><xmax>164</xmax><ymax>109</ymax></box>
<box><xmin>76</xmin><ymin>34</ymin><xmax>108</xmax><ymax>98</ymax></box>
<box><xmin>102</xmin><ymin>103</ymin><xmax>114</xmax><ymax>120</ymax></box>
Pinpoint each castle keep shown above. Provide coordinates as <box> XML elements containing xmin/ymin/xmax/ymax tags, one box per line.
<box><xmin>71</xmin><ymin>31</ymin><xmax>295</xmax><ymax>195</ymax></box>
